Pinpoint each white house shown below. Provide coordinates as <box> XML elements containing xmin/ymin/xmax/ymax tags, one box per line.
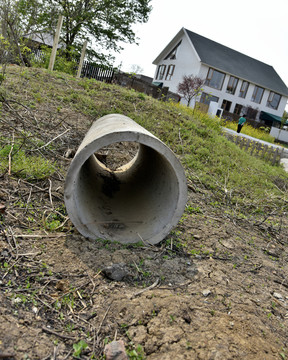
<box><xmin>152</xmin><ymin>28</ymin><xmax>288</xmax><ymax>126</ymax></box>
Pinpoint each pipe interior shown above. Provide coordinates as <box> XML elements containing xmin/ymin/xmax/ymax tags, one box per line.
<box><xmin>74</xmin><ymin>142</ymin><xmax>180</xmax><ymax>243</ymax></box>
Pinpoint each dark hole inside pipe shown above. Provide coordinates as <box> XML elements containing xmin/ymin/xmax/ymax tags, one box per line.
<box><xmin>75</xmin><ymin>142</ymin><xmax>179</xmax><ymax>243</ymax></box>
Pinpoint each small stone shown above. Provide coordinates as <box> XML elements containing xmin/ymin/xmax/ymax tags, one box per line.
<box><xmin>0</xmin><ymin>203</ymin><xmax>6</xmax><ymax>214</ymax></box>
<box><xmin>64</xmin><ymin>148</ymin><xmax>76</xmax><ymax>158</ymax></box>
<box><xmin>55</xmin><ymin>279</ymin><xmax>70</xmax><ymax>292</ymax></box>
<box><xmin>12</xmin><ymin>297</ymin><xmax>22</xmax><ymax>305</ymax></box>
<box><xmin>202</xmin><ymin>289</ymin><xmax>211</xmax><ymax>297</ymax></box>
<box><xmin>104</xmin><ymin>340</ymin><xmax>128</xmax><ymax>360</ymax></box>
<box><xmin>32</xmin><ymin>306</ymin><xmax>38</xmax><ymax>314</ymax></box>
<box><xmin>101</xmin><ymin>263</ymin><xmax>131</xmax><ymax>281</ymax></box>
<box><xmin>273</xmin><ymin>292</ymin><xmax>283</xmax><ymax>300</ymax></box>
<box><xmin>1</xmin><ymin>249</ymin><xmax>9</xmax><ymax>258</ymax></box>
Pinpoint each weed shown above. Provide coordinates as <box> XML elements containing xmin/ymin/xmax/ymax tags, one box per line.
<box><xmin>126</xmin><ymin>344</ymin><xmax>145</xmax><ymax>359</ymax></box>
<box><xmin>186</xmin><ymin>205</ymin><xmax>202</xmax><ymax>214</ymax></box>
<box><xmin>73</xmin><ymin>340</ymin><xmax>88</xmax><ymax>358</ymax></box>
<box><xmin>169</xmin><ymin>315</ymin><xmax>175</xmax><ymax>323</ymax></box>
<box><xmin>125</xmin><ymin>332</ymin><xmax>146</xmax><ymax>359</ymax></box>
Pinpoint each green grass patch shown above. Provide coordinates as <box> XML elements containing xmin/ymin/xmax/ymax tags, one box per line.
<box><xmin>0</xmin><ymin>140</ymin><xmax>56</xmax><ymax>180</ymax></box>
<box><xmin>221</xmin><ymin>119</ymin><xmax>275</xmax><ymax>143</ymax></box>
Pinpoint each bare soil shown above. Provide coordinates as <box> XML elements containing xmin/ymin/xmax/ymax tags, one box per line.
<box><xmin>0</xmin><ymin>68</ymin><xmax>288</xmax><ymax>360</ymax></box>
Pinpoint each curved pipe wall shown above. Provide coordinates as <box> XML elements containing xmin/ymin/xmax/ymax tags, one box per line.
<box><xmin>64</xmin><ymin>114</ymin><xmax>187</xmax><ymax>244</ymax></box>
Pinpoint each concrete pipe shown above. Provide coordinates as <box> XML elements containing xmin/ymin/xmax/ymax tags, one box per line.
<box><xmin>64</xmin><ymin>114</ymin><xmax>187</xmax><ymax>244</ymax></box>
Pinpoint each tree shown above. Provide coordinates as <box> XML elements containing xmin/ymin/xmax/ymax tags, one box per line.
<box><xmin>130</xmin><ymin>64</ymin><xmax>144</xmax><ymax>74</ymax></box>
<box><xmin>281</xmin><ymin>110</ymin><xmax>288</xmax><ymax>128</ymax></box>
<box><xmin>2</xmin><ymin>0</ymin><xmax>152</xmax><ymax>65</ymax></box>
<box><xmin>0</xmin><ymin>0</ymin><xmax>37</xmax><ymax>66</ymax></box>
<box><xmin>177</xmin><ymin>75</ymin><xmax>205</xmax><ymax>107</ymax></box>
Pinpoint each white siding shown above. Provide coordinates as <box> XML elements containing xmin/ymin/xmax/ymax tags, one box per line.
<box><xmin>153</xmin><ymin>34</ymin><xmax>202</xmax><ymax>93</ymax></box>
<box><xmin>153</xmin><ymin>33</ymin><xmax>288</xmax><ymax>119</ymax></box>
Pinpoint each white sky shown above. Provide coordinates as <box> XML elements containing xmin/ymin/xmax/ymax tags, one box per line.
<box><xmin>113</xmin><ymin>0</ymin><xmax>288</xmax><ymax>109</ymax></box>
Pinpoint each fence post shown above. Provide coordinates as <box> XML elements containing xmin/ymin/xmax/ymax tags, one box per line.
<box><xmin>76</xmin><ymin>40</ymin><xmax>88</xmax><ymax>78</ymax></box>
<box><xmin>48</xmin><ymin>15</ymin><xmax>63</xmax><ymax>71</ymax></box>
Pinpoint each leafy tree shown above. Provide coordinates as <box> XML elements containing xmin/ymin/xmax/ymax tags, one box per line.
<box><xmin>1</xmin><ymin>0</ymin><xmax>152</xmax><ymax>65</ymax></box>
<box><xmin>177</xmin><ymin>74</ymin><xmax>205</xmax><ymax>107</ymax></box>
<box><xmin>281</xmin><ymin>110</ymin><xmax>288</xmax><ymax>128</ymax></box>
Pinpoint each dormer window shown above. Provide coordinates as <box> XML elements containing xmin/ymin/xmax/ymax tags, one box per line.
<box><xmin>164</xmin><ymin>41</ymin><xmax>182</xmax><ymax>60</ymax></box>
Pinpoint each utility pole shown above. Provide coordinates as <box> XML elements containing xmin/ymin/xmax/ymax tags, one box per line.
<box><xmin>48</xmin><ymin>15</ymin><xmax>63</xmax><ymax>71</ymax></box>
<box><xmin>76</xmin><ymin>40</ymin><xmax>88</xmax><ymax>78</ymax></box>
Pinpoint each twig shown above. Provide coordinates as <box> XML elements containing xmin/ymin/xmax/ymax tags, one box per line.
<box><xmin>19</xmin><ymin>178</ymin><xmax>47</xmax><ymax>191</ymax></box>
<box><xmin>178</xmin><ymin>128</ymin><xmax>183</xmax><ymax>153</ymax></box>
<box><xmin>8</xmin><ymin>226</ymin><xmax>18</xmax><ymax>259</ymax></box>
<box><xmin>96</xmin><ymin>304</ymin><xmax>112</xmax><ymax>336</ymax></box>
<box><xmin>2</xmin><ymin>257</ymin><xmax>22</xmax><ymax>279</ymax></box>
<box><xmin>37</xmin><ymin>128</ymin><xmax>70</xmax><ymax>150</ymax></box>
<box><xmin>8</xmin><ymin>132</ymin><xmax>15</xmax><ymax>175</ymax></box>
<box><xmin>129</xmin><ymin>278</ymin><xmax>160</xmax><ymax>299</ymax></box>
<box><xmin>42</xmin><ymin>326</ymin><xmax>76</xmax><ymax>340</ymax></box>
<box><xmin>48</xmin><ymin>179</ymin><xmax>53</xmax><ymax>208</ymax></box>
<box><xmin>24</xmin><ymin>186</ymin><xmax>32</xmax><ymax>215</ymax></box>
<box><xmin>137</xmin><ymin>232</ymin><xmax>155</xmax><ymax>247</ymax></box>
<box><xmin>13</xmin><ymin>234</ymin><xmax>64</xmax><ymax>238</ymax></box>
<box><xmin>0</xmin><ymin>353</ymin><xmax>15</xmax><ymax>359</ymax></box>
<box><xmin>63</xmin><ymin>350</ymin><xmax>73</xmax><ymax>360</ymax></box>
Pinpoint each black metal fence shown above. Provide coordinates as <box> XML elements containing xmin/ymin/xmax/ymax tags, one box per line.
<box><xmin>28</xmin><ymin>49</ymin><xmax>180</xmax><ymax>102</ymax></box>
<box><xmin>80</xmin><ymin>61</ymin><xmax>115</xmax><ymax>83</ymax></box>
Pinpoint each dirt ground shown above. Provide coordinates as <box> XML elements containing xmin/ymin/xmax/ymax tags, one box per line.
<box><xmin>0</xmin><ymin>69</ymin><xmax>288</xmax><ymax>359</ymax></box>
<box><xmin>1</xmin><ymin>161</ymin><xmax>288</xmax><ymax>359</ymax></box>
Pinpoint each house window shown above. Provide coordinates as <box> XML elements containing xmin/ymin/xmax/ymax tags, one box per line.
<box><xmin>205</xmin><ymin>68</ymin><xmax>225</xmax><ymax>90</ymax></box>
<box><xmin>234</xmin><ymin>104</ymin><xmax>243</xmax><ymax>115</ymax></box>
<box><xmin>267</xmin><ymin>91</ymin><xmax>281</xmax><ymax>110</ymax></box>
<box><xmin>156</xmin><ymin>65</ymin><xmax>166</xmax><ymax>80</ymax></box>
<box><xmin>239</xmin><ymin>81</ymin><xmax>249</xmax><ymax>98</ymax></box>
<box><xmin>221</xmin><ymin>99</ymin><xmax>232</xmax><ymax>112</ymax></box>
<box><xmin>164</xmin><ymin>41</ymin><xmax>182</xmax><ymax>60</ymax></box>
<box><xmin>251</xmin><ymin>85</ymin><xmax>264</xmax><ymax>104</ymax></box>
<box><xmin>226</xmin><ymin>76</ymin><xmax>239</xmax><ymax>94</ymax></box>
<box><xmin>165</xmin><ymin>65</ymin><xmax>175</xmax><ymax>80</ymax></box>
<box><xmin>200</xmin><ymin>92</ymin><xmax>219</xmax><ymax>105</ymax></box>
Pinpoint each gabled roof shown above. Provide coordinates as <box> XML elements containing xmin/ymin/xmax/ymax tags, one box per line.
<box><xmin>154</xmin><ymin>28</ymin><xmax>288</xmax><ymax>96</ymax></box>
<box><xmin>24</xmin><ymin>32</ymin><xmax>64</xmax><ymax>49</ymax></box>
<box><xmin>184</xmin><ymin>29</ymin><xmax>288</xmax><ymax>96</ymax></box>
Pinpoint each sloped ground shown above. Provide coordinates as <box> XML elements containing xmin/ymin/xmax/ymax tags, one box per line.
<box><xmin>0</xmin><ymin>67</ymin><xmax>288</xmax><ymax>359</ymax></box>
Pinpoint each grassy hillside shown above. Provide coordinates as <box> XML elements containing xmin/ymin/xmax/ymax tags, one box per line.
<box><xmin>1</xmin><ymin>66</ymin><xmax>287</xmax><ymax>209</ymax></box>
<box><xmin>0</xmin><ymin>66</ymin><xmax>288</xmax><ymax>359</ymax></box>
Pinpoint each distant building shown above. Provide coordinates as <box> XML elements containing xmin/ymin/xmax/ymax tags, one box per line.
<box><xmin>152</xmin><ymin>28</ymin><xmax>288</xmax><ymax>126</ymax></box>
<box><xmin>24</xmin><ymin>32</ymin><xmax>64</xmax><ymax>49</ymax></box>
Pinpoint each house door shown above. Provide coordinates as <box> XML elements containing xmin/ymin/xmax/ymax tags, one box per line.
<box><xmin>221</xmin><ymin>100</ymin><xmax>232</xmax><ymax>112</ymax></box>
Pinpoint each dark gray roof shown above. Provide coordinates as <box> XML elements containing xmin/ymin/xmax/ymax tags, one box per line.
<box><xmin>185</xmin><ymin>29</ymin><xmax>288</xmax><ymax>96</ymax></box>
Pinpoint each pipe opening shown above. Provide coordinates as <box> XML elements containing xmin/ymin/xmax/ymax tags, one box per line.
<box><xmin>64</xmin><ymin>114</ymin><xmax>187</xmax><ymax>244</ymax></box>
<box><xmin>95</xmin><ymin>141</ymin><xmax>140</xmax><ymax>172</ymax></box>
<box><xmin>74</xmin><ymin>143</ymin><xmax>180</xmax><ymax>243</ymax></box>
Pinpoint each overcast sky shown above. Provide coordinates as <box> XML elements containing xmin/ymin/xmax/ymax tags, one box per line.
<box><xmin>113</xmin><ymin>0</ymin><xmax>288</xmax><ymax>101</ymax></box>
